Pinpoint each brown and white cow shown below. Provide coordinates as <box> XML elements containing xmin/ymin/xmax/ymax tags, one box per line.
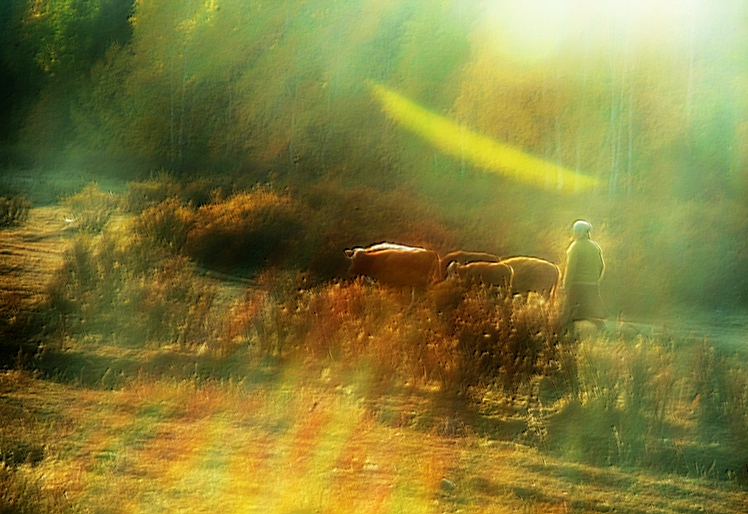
<box><xmin>497</xmin><ymin>256</ymin><xmax>559</xmax><ymax>300</ymax></box>
<box><xmin>344</xmin><ymin>243</ymin><xmax>441</xmax><ymax>287</ymax></box>
<box><xmin>446</xmin><ymin>260</ymin><xmax>513</xmax><ymax>289</ymax></box>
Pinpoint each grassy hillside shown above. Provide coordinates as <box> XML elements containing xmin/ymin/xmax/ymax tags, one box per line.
<box><xmin>1</xmin><ymin>181</ymin><xmax>748</xmax><ymax>512</ymax></box>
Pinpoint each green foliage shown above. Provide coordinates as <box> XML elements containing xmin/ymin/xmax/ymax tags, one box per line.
<box><xmin>0</xmin><ymin>1</ymin><xmax>44</xmax><ymax>141</ymax></box>
<box><xmin>5</xmin><ymin>0</ymin><xmax>748</xmax><ymax>314</ymax></box>
<box><xmin>23</xmin><ymin>0</ymin><xmax>98</xmax><ymax>77</ymax></box>
<box><xmin>11</xmin><ymin>0</ymin><xmax>131</xmax><ymax>80</ymax></box>
<box><xmin>0</xmin><ymin>0</ymin><xmax>133</xmax><ymax>155</ymax></box>
<box><xmin>0</xmin><ymin>195</ymin><xmax>31</xmax><ymax>226</ymax></box>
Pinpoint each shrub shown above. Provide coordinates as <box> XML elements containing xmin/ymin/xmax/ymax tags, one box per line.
<box><xmin>135</xmin><ymin>198</ymin><xmax>195</xmax><ymax>252</ymax></box>
<box><xmin>185</xmin><ymin>187</ymin><xmax>304</xmax><ymax>271</ymax></box>
<box><xmin>47</xmin><ymin>236</ymin><xmax>100</xmax><ymax>322</ymax></box>
<box><xmin>447</xmin><ymin>288</ymin><xmax>560</xmax><ymax>393</ymax></box>
<box><xmin>551</xmin><ymin>339</ymin><xmax>676</xmax><ymax>467</ymax></box>
<box><xmin>297</xmin><ymin>183</ymin><xmax>459</xmax><ymax>281</ymax></box>
<box><xmin>0</xmin><ymin>195</ymin><xmax>31</xmax><ymax>226</ymax></box>
<box><xmin>690</xmin><ymin>344</ymin><xmax>748</xmax><ymax>481</ymax></box>
<box><xmin>229</xmin><ymin>277</ymin><xmax>560</xmax><ymax>392</ymax></box>
<box><xmin>60</xmin><ymin>183</ymin><xmax>120</xmax><ymax>233</ymax></box>
<box><xmin>125</xmin><ymin>173</ymin><xmax>219</xmax><ymax>214</ymax></box>
<box><xmin>121</xmin><ymin>253</ymin><xmax>216</xmax><ymax>346</ymax></box>
<box><xmin>228</xmin><ymin>277</ymin><xmax>433</xmax><ymax>376</ymax></box>
<box><xmin>246</xmin><ymin>270</ymin><xmax>330</xmax><ymax>358</ymax></box>
<box><xmin>295</xmin><ymin>280</ymin><xmax>415</xmax><ymax>374</ymax></box>
<box><xmin>48</xmin><ymin>229</ymin><xmax>217</xmax><ymax>349</ymax></box>
<box><xmin>124</xmin><ymin>171</ymin><xmax>183</xmax><ymax>213</ymax></box>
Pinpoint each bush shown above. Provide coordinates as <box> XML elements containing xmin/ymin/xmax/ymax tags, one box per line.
<box><xmin>126</xmin><ymin>179</ymin><xmax>461</xmax><ymax>283</ymax></box>
<box><xmin>125</xmin><ymin>172</ymin><xmax>218</xmax><ymax>214</ymax></box>
<box><xmin>228</xmin><ymin>277</ymin><xmax>560</xmax><ymax>392</ymax></box>
<box><xmin>0</xmin><ymin>195</ymin><xmax>31</xmax><ymax>226</ymax></box>
<box><xmin>690</xmin><ymin>344</ymin><xmax>748</xmax><ymax>481</ymax></box>
<box><xmin>297</xmin><ymin>183</ymin><xmax>458</xmax><ymax>281</ymax></box>
<box><xmin>47</xmin><ymin>236</ymin><xmax>100</xmax><ymax>322</ymax></box>
<box><xmin>545</xmin><ymin>337</ymin><xmax>748</xmax><ymax>482</ymax></box>
<box><xmin>125</xmin><ymin>172</ymin><xmax>182</xmax><ymax>213</ymax></box>
<box><xmin>185</xmin><ymin>187</ymin><xmax>304</xmax><ymax>271</ymax></box>
<box><xmin>135</xmin><ymin>198</ymin><xmax>195</xmax><ymax>252</ymax></box>
<box><xmin>60</xmin><ymin>183</ymin><xmax>120</xmax><ymax>233</ymax></box>
<box><xmin>48</xmin><ymin>230</ymin><xmax>217</xmax><ymax>348</ymax></box>
<box><xmin>447</xmin><ymin>289</ymin><xmax>560</xmax><ymax>392</ymax></box>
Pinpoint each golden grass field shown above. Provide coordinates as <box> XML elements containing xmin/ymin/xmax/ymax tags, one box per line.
<box><xmin>2</xmin><ymin>204</ymin><xmax>748</xmax><ymax>513</ymax></box>
<box><xmin>4</xmin><ymin>364</ymin><xmax>748</xmax><ymax>514</ymax></box>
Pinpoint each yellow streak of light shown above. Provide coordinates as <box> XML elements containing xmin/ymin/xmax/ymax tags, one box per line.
<box><xmin>370</xmin><ymin>83</ymin><xmax>599</xmax><ymax>193</ymax></box>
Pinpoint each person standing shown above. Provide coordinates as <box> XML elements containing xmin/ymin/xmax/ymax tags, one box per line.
<box><xmin>561</xmin><ymin>219</ymin><xmax>607</xmax><ymax>332</ymax></box>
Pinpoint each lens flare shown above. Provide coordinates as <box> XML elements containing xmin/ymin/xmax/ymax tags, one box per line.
<box><xmin>370</xmin><ymin>83</ymin><xmax>599</xmax><ymax>193</ymax></box>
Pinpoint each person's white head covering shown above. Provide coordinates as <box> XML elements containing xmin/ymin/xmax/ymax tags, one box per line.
<box><xmin>572</xmin><ymin>219</ymin><xmax>592</xmax><ymax>238</ymax></box>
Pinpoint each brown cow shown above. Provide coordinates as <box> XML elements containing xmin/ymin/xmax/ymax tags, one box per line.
<box><xmin>497</xmin><ymin>256</ymin><xmax>560</xmax><ymax>300</ymax></box>
<box><xmin>439</xmin><ymin>250</ymin><xmax>500</xmax><ymax>280</ymax></box>
<box><xmin>344</xmin><ymin>243</ymin><xmax>441</xmax><ymax>287</ymax></box>
<box><xmin>446</xmin><ymin>260</ymin><xmax>513</xmax><ymax>289</ymax></box>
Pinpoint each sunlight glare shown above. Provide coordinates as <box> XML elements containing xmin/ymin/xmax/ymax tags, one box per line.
<box><xmin>370</xmin><ymin>83</ymin><xmax>599</xmax><ymax>193</ymax></box>
<box><xmin>483</xmin><ymin>0</ymin><xmax>713</xmax><ymax>62</ymax></box>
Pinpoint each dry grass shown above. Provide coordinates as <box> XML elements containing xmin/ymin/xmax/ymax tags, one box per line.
<box><xmin>47</xmin><ymin>232</ymin><xmax>218</xmax><ymax>350</ymax></box>
<box><xmin>131</xmin><ymin>185</ymin><xmax>307</xmax><ymax>273</ymax></box>
<box><xmin>230</xmin><ymin>277</ymin><xmax>562</xmax><ymax>394</ymax></box>
<box><xmin>0</xmin><ymin>205</ymin><xmax>75</xmax><ymax>365</ymax></box>
<box><xmin>1</xmin><ymin>365</ymin><xmax>747</xmax><ymax>514</ymax></box>
<box><xmin>0</xmin><ymin>206</ymin><xmax>73</xmax><ymax>306</ymax></box>
<box><xmin>60</xmin><ymin>183</ymin><xmax>121</xmax><ymax>233</ymax></box>
<box><xmin>135</xmin><ymin>197</ymin><xmax>196</xmax><ymax>252</ymax></box>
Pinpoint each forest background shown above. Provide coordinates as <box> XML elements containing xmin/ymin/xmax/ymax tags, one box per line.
<box><xmin>1</xmin><ymin>0</ymin><xmax>748</xmax><ymax>319</ymax></box>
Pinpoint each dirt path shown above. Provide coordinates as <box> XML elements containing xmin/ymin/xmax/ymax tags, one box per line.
<box><xmin>602</xmin><ymin>311</ymin><xmax>748</xmax><ymax>358</ymax></box>
<box><xmin>0</xmin><ymin>206</ymin><xmax>74</xmax><ymax>311</ymax></box>
<box><xmin>660</xmin><ymin>309</ymin><xmax>748</xmax><ymax>355</ymax></box>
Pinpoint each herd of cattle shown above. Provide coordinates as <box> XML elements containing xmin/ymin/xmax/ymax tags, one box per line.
<box><xmin>344</xmin><ymin>242</ymin><xmax>560</xmax><ymax>300</ymax></box>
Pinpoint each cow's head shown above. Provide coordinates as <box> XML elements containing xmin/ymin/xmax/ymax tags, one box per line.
<box><xmin>446</xmin><ymin>261</ymin><xmax>460</xmax><ymax>279</ymax></box>
<box><xmin>344</xmin><ymin>247</ymin><xmax>363</xmax><ymax>259</ymax></box>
